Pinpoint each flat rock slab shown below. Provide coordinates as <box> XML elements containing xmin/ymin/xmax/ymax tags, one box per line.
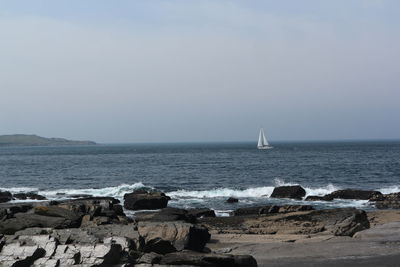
<box><xmin>353</xmin><ymin>222</ymin><xmax>400</xmax><ymax>241</ymax></box>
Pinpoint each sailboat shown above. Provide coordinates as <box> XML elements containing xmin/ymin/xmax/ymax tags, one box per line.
<box><xmin>257</xmin><ymin>128</ymin><xmax>272</xmax><ymax>150</ymax></box>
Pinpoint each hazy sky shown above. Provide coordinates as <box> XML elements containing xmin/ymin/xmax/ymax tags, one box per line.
<box><xmin>1</xmin><ymin>0</ymin><xmax>399</xmax><ymax>143</ymax></box>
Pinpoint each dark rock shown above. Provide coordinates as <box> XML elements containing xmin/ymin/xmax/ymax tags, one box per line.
<box><xmin>325</xmin><ymin>189</ymin><xmax>382</xmax><ymax>200</ymax></box>
<box><xmin>0</xmin><ymin>191</ymin><xmax>12</xmax><ymax>203</ymax></box>
<box><xmin>143</xmin><ymin>237</ymin><xmax>177</xmax><ymax>254</ymax></box>
<box><xmin>13</xmin><ymin>192</ymin><xmax>47</xmax><ymax>200</ymax></box>
<box><xmin>135</xmin><ymin>207</ymin><xmax>196</xmax><ymax>223</ymax></box>
<box><xmin>160</xmin><ymin>250</ymin><xmax>257</xmax><ymax>267</ymax></box>
<box><xmin>234</xmin><ymin>206</ymin><xmax>266</xmax><ymax>216</ymax></box>
<box><xmin>113</xmin><ymin>204</ymin><xmax>125</xmax><ymax>216</ymax></box>
<box><xmin>270</xmin><ymin>185</ymin><xmax>306</xmax><ymax>199</ymax></box>
<box><xmin>138</xmin><ymin>221</ymin><xmax>210</xmax><ymax>253</ymax></box>
<box><xmin>124</xmin><ymin>190</ymin><xmax>169</xmax><ymax>210</ymax></box>
<box><xmin>370</xmin><ymin>192</ymin><xmax>400</xmax><ymax>209</ymax></box>
<box><xmin>187</xmin><ymin>208</ymin><xmax>216</xmax><ymax>218</ymax></box>
<box><xmin>137</xmin><ymin>252</ymin><xmax>162</xmax><ymax>264</ymax></box>
<box><xmin>226</xmin><ymin>197</ymin><xmax>239</xmax><ymax>203</ymax></box>
<box><xmin>305</xmin><ymin>195</ymin><xmax>334</xmax><ymax>201</ymax></box>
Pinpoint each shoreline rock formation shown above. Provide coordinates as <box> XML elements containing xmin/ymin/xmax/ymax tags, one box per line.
<box><xmin>1</xmin><ymin>186</ymin><xmax>400</xmax><ymax>266</ymax></box>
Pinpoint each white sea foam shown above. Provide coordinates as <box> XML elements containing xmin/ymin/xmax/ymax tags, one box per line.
<box><xmin>168</xmin><ymin>186</ymin><xmax>275</xmax><ymax>199</ymax></box>
<box><xmin>41</xmin><ymin>182</ymin><xmax>147</xmax><ymax>199</ymax></box>
<box><xmin>0</xmin><ymin>186</ymin><xmax>40</xmax><ymax>193</ymax></box>
<box><xmin>1</xmin><ymin>183</ymin><xmax>148</xmax><ymax>202</ymax></box>
<box><xmin>167</xmin><ymin>180</ymin><xmax>339</xmax><ymax>200</ymax></box>
<box><xmin>377</xmin><ymin>185</ymin><xmax>400</xmax><ymax>194</ymax></box>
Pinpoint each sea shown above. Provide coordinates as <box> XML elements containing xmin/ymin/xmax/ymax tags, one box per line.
<box><xmin>1</xmin><ymin>141</ymin><xmax>400</xmax><ymax>216</ymax></box>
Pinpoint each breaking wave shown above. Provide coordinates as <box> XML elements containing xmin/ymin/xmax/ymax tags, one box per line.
<box><xmin>1</xmin><ymin>182</ymin><xmax>148</xmax><ymax>201</ymax></box>
<box><xmin>377</xmin><ymin>185</ymin><xmax>400</xmax><ymax>194</ymax></box>
<box><xmin>168</xmin><ymin>179</ymin><xmax>340</xmax><ymax>199</ymax></box>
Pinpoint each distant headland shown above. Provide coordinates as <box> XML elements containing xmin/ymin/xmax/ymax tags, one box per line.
<box><xmin>0</xmin><ymin>134</ymin><xmax>96</xmax><ymax>146</ymax></box>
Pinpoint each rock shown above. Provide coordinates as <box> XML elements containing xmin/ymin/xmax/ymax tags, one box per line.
<box><xmin>13</xmin><ymin>192</ymin><xmax>47</xmax><ymax>200</ymax></box>
<box><xmin>0</xmin><ymin>212</ymin><xmax>81</xmax><ymax>235</ymax></box>
<box><xmin>226</xmin><ymin>197</ymin><xmax>239</xmax><ymax>203</ymax></box>
<box><xmin>137</xmin><ymin>252</ymin><xmax>162</xmax><ymax>264</ymax></box>
<box><xmin>234</xmin><ymin>205</ymin><xmax>314</xmax><ymax>216</ymax></box>
<box><xmin>55</xmin><ymin>197</ymin><xmax>121</xmax><ymax>216</ymax></box>
<box><xmin>202</xmin><ymin>207</ymin><xmax>369</xmax><ymax>236</ymax></box>
<box><xmin>325</xmin><ymin>189</ymin><xmax>382</xmax><ymax>200</ymax></box>
<box><xmin>187</xmin><ymin>208</ymin><xmax>216</xmax><ymax>218</ymax></box>
<box><xmin>0</xmin><ymin>191</ymin><xmax>12</xmax><ymax>203</ymax></box>
<box><xmin>305</xmin><ymin>195</ymin><xmax>334</xmax><ymax>201</ymax></box>
<box><xmin>135</xmin><ymin>208</ymin><xmax>196</xmax><ymax>223</ymax></box>
<box><xmin>277</xmin><ymin>205</ymin><xmax>314</xmax><ymax>213</ymax></box>
<box><xmin>159</xmin><ymin>250</ymin><xmax>257</xmax><ymax>267</ymax></box>
<box><xmin>124</xmin><ymin>190</ymin><xmax>170</xmax><ymax>210</ymax></box>
<box><xmin>54</xmin><ymin>243</ymin><xmax>122</xmax><ymax>265</ymax></box>
<box><xmin>138</xmin><ymin>222</ymin><xmax>210</xmax><ymax>253</ymax></box>
<box><xmin>0</xmin><ymin>235</ymin><xmax>55</xmax><ymax>266</ymax></box>
<box><xmin>143</xmin><ymin>237</ymin><xmax>177</xmax><ymax>254</ymax></box>
<box><xmin>370</xmin><ymin>192</ymin><xmax>400</xmax><ymax>209</ymax></box>
<box><xmin>34</xmin><ymin>205</ymin><xmax>83</xmax><ymax>221</ymax></box>
<box><xmin>329</xmin><ymin>209</ymin><xmax>370</xmax><ymax>236</ymax></box>
<box><xmin>270</xmin><ymin>185</ymin><xmax>306</xmax><ymax>199</ymax></box>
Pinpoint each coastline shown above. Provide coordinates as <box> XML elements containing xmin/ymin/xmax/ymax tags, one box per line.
<box><xmin>1</xmin><ymin>186</ymin><xmax>400</xmax><ymax>266</ymax></box>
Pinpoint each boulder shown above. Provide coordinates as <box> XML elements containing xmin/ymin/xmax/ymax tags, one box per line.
<box><xmin>124</xmin><ymin>190</ymin><xmax>170</xmax><ymax>210</ymax></box>
<box><xmin>305</xmin><ymin>195</ymin><xmax>334</xmax><ymax>201</ymax></box>
<box><xmin>13</xmin><ymin>192</ymin><xmax>47</xmax><ymax>200</ymax></box>
<box><xmin>159</xmin><ymin>250</ymin><xmax>257</xmax><ymax>267</ymax></box>
<box><xmin>325</xmin><ymin>189</ymin><xmax>382</xmax><ymax>200</ymax></box>
<box><xmin>0</xmin><ymin>191</ymin><xmax>12</xmax><ymax>203</ymax></box>
<box><xmin>226</xmin><ymin>197</ymin><xmax>239</xmax><ymax>203</ymax></box>
<box><xmin>369</xmin><ymin>192</ymin><xmax>400</xmax><ymax>209</ymax></box>
<box><xmin>138</xmin><ymin>222</ymin><xmax>210</xmax><ymax>253</ymax></box>
<box><xmin>270</xmin><ymin>185</ymin><xmax>306</xmax><ymax>199</ymax></box>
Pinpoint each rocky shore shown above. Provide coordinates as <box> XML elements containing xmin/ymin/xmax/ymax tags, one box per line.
<box><xmin>1</xmin><ymin>185</ymin><xmax>400</xmax><ymax>266</ymax></box>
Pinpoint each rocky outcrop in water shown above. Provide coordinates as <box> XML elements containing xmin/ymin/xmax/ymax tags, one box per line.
<box><xmin>325</xmin><ymin>189</ymin><xmax>382</xmax><ymax>200</ymax></box>
<box><xmin>270</xmin><ymin>185</ymin><xmax>306</xmax><ymax>199</ymax></box>
<box><xmin>13</xmin><ymin>192</ymin><xmax>47</xmax><ymax>200</ymax></box>
<box><xmin>226</xmin><ymin>197</ymin><xmax>239</xmax><ymax>203</ymax></box>
<box><xmin>124</xmin><ymin>190</ymin><xmax>171</xmax><ymax>210</ymax></box>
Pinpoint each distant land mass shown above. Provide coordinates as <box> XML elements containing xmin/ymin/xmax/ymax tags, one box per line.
<box><xmin>0</xmin><ymin>134</ymin><xmax>96</xmax><ymax>146</ymax></box>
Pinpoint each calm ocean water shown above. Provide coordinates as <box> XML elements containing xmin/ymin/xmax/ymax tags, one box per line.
<box><xmin>1</xmin><ymin>141</ymin><xmax>400</xmax><ymax>214</ymax></box>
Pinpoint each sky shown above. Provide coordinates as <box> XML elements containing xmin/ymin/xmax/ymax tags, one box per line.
<box><xmin>0</xmin><ymin>0</ymin><xmax>399</xmax><ymax>143</ymax></box>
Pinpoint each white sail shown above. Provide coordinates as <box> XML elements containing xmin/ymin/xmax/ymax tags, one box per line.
<box><xmin>262</xmin><ymin>129</ymin><xmax>269</xmax><ymax>146</ymax></box>
<box><xmin>257</xmin><ymin>128</ymin><xmax>272</xmax><ymax>149</ymax></box>
<box><xmin>257</xmin><ymin>129</ymin><xmax>264</xmax><ymax>147</ymax></box>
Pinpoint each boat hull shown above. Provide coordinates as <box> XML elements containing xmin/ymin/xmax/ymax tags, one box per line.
<box><xmin>257</xmin><ymin>146</ymin><xmax>273</xmax><ymax>150</ymax></box>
